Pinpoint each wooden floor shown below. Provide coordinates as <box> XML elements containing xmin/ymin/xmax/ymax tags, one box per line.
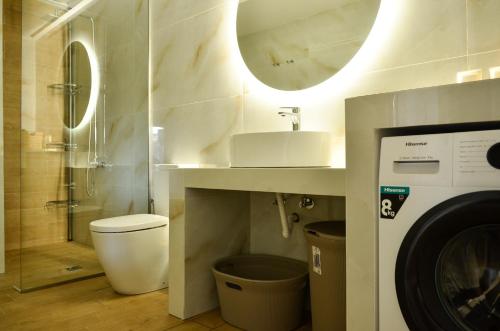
<box><xmin>0</xmin><ymin>244</ymin><xmax>311</xmax><ymax>330</ymax></box>
<box><xmin>0</xmin><ymin>242</ymin><xmax>102</xmax><ymax>291</ymax></box>
<box><xmin>0</xmin><ymin>276</ymin><xmax>238</xmax><ymax>331</ymax></box>
<box><xmin>0</xmin><ymin>275</ymin><xmax>312</xmax><ymax>331</ymax></box>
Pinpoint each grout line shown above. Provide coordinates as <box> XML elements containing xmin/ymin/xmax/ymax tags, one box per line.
<box><xmin>367</xmin><ymin>48</ymin><xmax>500</xmax><ymax>75</ymax></box>
<box><xmin>152</xmin><ymin>94</ymin><xmax>243</xmax><ymax>113</ymax></box>
<box><xmin>153</xmin><ymin>0</ymin><xmax>231</xmax><ymax>33</ymax></box>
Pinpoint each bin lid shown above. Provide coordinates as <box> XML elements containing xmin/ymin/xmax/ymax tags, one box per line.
<box><xmin>303</xmin><ymin>221</ymin><xmax>345</xmax><ymax>240</ymax></box>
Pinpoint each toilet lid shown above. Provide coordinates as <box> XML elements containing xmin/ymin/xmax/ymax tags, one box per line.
<box><xmin>90</xmin><ymin>214</ymin><xmax>168</xmax><ymax>233</ymax></box>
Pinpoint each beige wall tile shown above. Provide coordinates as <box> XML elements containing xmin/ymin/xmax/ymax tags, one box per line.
<box><xmin>153</xmin><ymin>96</ymin><xmax>243</xmax><ymax>165</ymax></box>
<box><xmin>467</xmin><ymin>0</ymin><xmax>500</xmax><ymax>53</ymax></box>
<box><xmin>371</xmin><ymin>0</ymin><xmax>466</xmax><ymax>70</ymax></box>
<box><xmin>151</xmin><ymin>0</ymin><xmax>227</xmax><ymax>29</ymax></box>
<box><xmin>151</xmin><ymin>2</ymin><xmax>242</xmax><ymax>109</ymax></box>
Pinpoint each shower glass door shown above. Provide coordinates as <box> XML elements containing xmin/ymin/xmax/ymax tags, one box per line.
<box><xmin>15</xmin><ymin>0</ymin><xmax>150</xmax><ymax>292</ymax></box>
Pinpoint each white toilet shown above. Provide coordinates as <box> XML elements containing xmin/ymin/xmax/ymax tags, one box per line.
<box><xmin>90</xmin><ymin>214</ymin><xmax>169</xmax><ymax>295</ymax></box>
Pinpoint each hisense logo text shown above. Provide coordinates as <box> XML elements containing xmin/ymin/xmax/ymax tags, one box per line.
<box><xmin>405</xmin><ymin>142</ymin><xmax>427</xmax><ymax>146</ymax></box>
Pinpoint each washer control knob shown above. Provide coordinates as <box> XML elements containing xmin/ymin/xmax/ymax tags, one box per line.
<box><xmin>487</xmin><ymin>142</ymin><xmax>500</xmax><ymax>169</ymax></box>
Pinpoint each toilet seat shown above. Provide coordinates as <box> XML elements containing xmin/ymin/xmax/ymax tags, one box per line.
<box><xmin>90</xmin><ymin>214</ymin><xmax>167</xmax><ymax>233</ymax></box>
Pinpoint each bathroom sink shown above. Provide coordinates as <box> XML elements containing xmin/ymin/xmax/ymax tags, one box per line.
<box><xmin>230</xmin><ymin>131</ymin><xmax>331</xmax><ymax>168</ymax></box>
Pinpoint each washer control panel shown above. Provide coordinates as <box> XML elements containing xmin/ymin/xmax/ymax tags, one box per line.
<box><xmin>380</xmin><ymin>132</ymin><xmax>453</xmax><ymax>187</ymax></box>
<box><xmin>380</xmin><ymin>129</ymin><xmax>500</xmax><ymax>188</ymax></box>
<box><xmin>453</xmin><ymin>130</ymin><xmax>500</xmax><ymax>187</ymax></box>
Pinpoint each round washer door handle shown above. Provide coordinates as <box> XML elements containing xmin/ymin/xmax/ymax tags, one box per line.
<box><xmin>487</xmin><ymin>142</ymin><xmax>500</xmax><ymax>169</ymax></box>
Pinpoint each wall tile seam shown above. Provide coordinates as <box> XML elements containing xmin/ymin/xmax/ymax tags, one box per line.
<box><xmin>151</xmin><ymin>0</ymin><xmax>232</xmax><ymax>35</ymax></box>
<box><xmin>368</xmin><ymin>48</ymin><xmax>500</xmax><ymax>75</ymax></box>
<box><xmin>152</xmin><ymin>94</ymin><xmax>243</xmax><ymax>113</ymax></box>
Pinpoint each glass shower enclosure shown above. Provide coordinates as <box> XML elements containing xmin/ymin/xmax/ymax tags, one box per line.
<box><xmin>3</xmin><ymin>0</ymin><xmax>149</xmax><ymax>292</ymax></box>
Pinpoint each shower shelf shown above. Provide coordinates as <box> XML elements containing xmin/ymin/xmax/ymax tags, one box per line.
<box><xmin>45</xmin><ymin>200</ymin><xmax>80</xmax><ymax>209</ymax></box>
<box><xmin>47</xmin><ymin>83</ymin><xmax>82</xmax><ymax>95</ymax></box>
<box><xmin>44</xmin><ymin>142</ymin><xmax>78</xmax><ymax>152</ymax></box>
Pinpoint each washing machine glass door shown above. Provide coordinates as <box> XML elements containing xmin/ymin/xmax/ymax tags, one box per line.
<box><xmin>437</xmin><ymin>225</ymin><xmax>500</xmax><ymax>331</ymax></box>
<box><xmin>396</xmin><ymin>191</ymin><xmax>500</xmax><ymax>331</ymax></box>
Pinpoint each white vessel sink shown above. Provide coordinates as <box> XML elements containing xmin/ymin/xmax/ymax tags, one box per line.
<box><xmin>230</xmin><ymin>131</ymin><xmax>331</xmax><ymax>168</ymax></box>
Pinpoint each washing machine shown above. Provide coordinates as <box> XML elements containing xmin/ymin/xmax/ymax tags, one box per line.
<box><xmin>378</xmin><ymin>129</ymin><xmax>500</xmax><ymax>331</ymax></box>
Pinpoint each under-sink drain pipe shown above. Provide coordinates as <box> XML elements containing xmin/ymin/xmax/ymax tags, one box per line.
<box><xmin>275</xmin><ymin>193</ymin><xmax>291</xmax><ymax>238</ymax></box>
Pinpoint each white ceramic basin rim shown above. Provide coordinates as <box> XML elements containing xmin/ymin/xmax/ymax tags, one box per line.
<box><xmin>230</xmin><ymin>131</ymin><xmax>331</xmax><ymax>168</ymax></box>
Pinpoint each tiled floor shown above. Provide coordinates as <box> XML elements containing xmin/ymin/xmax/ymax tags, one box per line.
<box><xmin>0</xmin><ymin>242</ymin><xmax>102</xmax><ymax>291</ymax></box>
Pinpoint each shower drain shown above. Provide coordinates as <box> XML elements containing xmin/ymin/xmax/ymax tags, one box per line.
<box><xmin>65</xmin><ymin>265</ymin><xmax>83</xmax><ymax>272</ymax></box>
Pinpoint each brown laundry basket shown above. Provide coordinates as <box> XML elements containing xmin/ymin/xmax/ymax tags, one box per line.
<box><xmin>304</xmin><ymin>221</ymin><xmax>346</xmax><ymax>331</ymax></box>
<box><xmin>213</xmin><ymin>254</ymin><xmax>309</xmax><ymax>331</ymax></box>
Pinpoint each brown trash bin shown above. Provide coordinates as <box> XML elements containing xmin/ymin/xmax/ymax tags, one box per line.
<box><xmin>304</xmin><ymin>221</ymin><xmax>346</xmax><ymax>331</ymax></box>
<box><xmin>212</xmin><ymin>254</ymin><xmax>308</xmax><ymax>331</ymax></box>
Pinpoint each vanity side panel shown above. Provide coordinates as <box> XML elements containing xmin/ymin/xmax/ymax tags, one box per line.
<box><xmin>184</xmin><ymin>188</ymin><xmax>250</xmax><ymax>318</ymax></box>
<box><xmin>169</xmin><ymin>171</ymin><xmax>187</xmax><ymax>318</ymax></box>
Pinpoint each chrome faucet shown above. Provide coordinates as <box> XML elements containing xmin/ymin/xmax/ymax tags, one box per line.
<box><xmin>278</xmin><ymin>107</ymin><xmax>301</xmax><ymax>131</ymax></box>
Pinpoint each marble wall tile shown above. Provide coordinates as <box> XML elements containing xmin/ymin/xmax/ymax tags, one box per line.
<box><xmin>133</xmin><ymin>110</ymin><xmax>149</xmax><ymax>186</ymax></box>
<box><xmin>467</xmin><ymin>0</ymin><xmax>500</xmax><ymax>54</ymax></box>
<box><xmin>242</xmin><ymin>92</ymin><xmax>292</xmax><ymax>133</ymax></box>
<box><xmin>101</xmin><ymin>185</ymin><xmax>134</xmax><ymax>216</ymax></box>
<box><xmin>153</xmin><ymin>96</ymin><xmax>243</xmax><ymax>165</ymax></box>
<box><xmin>250</xmin><ymin>192</ymin><xmax>345</xmax><ymax>262</ymax></box>
<box><xmin>133</xmin><ymin>2</ymin><xmax>150</xmax><ymax>115</ymax></box>
<box><xmin>105</xmin><ymin>43</ymin><xmax>137</xmax><ymax>117</ymax></box>
<box><xmin>466</xmin><ymin>50</ymin><xmax>500</xmax><ymax>75</ymax></box>
<box><xmin>151</xmin><ymin>0</ymin><xmax>228</xmax><ymax>30</ymax></box>
<box><xmin>350</xmin><ymin>57</ymin><xmax>468</xmax><ymax>98</ymax></box>
<box><xmin>151</xmin><ymin>2</ymin><xmax>242</xmax><ymax>109</ymax></box>
<box><xmin>106</xmin><ymin>114</ymin><xmax>135</xmax><ymax>166</ymax></box>
<box><xmin>94</xmin><ymin>165</ymin><xmax>134</xmax><ymax>191</ymax></box>
<box><xmin>370</xmin><ymin>0</ymin><xmax>466</xmax><ymax>71</ymax></box>
<box><xmin>152</xmin><ymin>166</ymin><xmax>170</xmax><ymax>216</ymax></box>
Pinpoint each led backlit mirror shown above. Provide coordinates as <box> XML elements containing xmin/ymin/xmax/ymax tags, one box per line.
<box><xmin>62</xmin><ymin>40</ymin><xmax>99</xmax><ymax>131</ymax></box>
<box><xmin>237</xmin><ymin>0</ymin><xmax>380</xmax><ymax>91</ymax></box>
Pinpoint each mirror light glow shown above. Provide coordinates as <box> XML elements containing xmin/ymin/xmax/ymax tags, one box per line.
<box><xmin>230</xmin><ymin>0</ymin><xmax>403</xmax><ymax>104</ymax></box>
<box><xmin>71</xmin><ymin>39</ymin><xmax>100</xmax><ymax>133</ymax></box>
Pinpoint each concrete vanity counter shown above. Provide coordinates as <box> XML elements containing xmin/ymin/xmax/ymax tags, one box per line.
<box><xmin>161</xmin><ymin>166</ymin><xmax>345</xmax><ymax>319</ymax></box>
<box><xmin>164</xmin><ymin>166</ymin><xmax>345</xmax><ymax>196</ymax></box>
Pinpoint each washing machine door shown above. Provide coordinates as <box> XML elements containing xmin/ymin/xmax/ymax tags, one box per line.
<box><xmin>396</xmin><ymin>191</ymin><xmax>500</xmax><ymax>331</ymax></box>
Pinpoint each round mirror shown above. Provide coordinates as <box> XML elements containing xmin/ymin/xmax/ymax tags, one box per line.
<box><xmin>237</xmin><ymin>0</ymin><xmax>380</xmax><ymax>91</ymax></box>
<box><xmin>62</xmin><ymin>40</ymin><xmax>99</xmax><ymax>131</ymax></box>
<box><xmin>64</xmin><ymin>41</ymin><xmax>91</xmax><ymax>128</ymax></box>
